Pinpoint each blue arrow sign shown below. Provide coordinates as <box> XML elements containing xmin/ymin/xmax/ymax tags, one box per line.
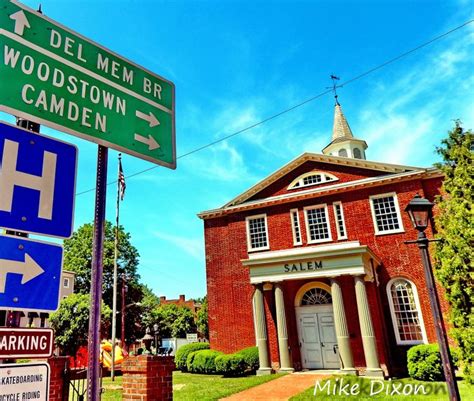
<box><xmin>0</xmin><ymin>121</ymin><xmax>77</xmax><ymax>238</ymax></box>
<box><xmin>0</xmin><ymin>235</ymin><xmax>63</xmax><ymax>312</ymax></box>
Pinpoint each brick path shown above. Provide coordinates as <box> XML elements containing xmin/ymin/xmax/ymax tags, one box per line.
<box><xmin>220</xmin><ymin>373</ymin><xmax>330</xmax><ymax>401</ymax></box>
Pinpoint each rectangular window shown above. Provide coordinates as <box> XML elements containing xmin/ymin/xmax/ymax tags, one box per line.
<box><xmin>63</xmin><ymin>278</ymin><xmax>70</xmax><ymax>288</ymax></box>
<box><xmin>333</xmin><ymin>202</ymin><xmax>347</xmax><ymax>240</ymax></box>
<box><xmin>290</xmin><ymin>209</ymin><xmax>302</xmax><ymax>245</ymax></box>
<box><xmin>246</xmin><ymin>214</ymin><xmax>269</xmax><ymax>251</ymax></box>
<box><xmin>304</xmin><ymin>204</ymin><xmax>331</xmax><ymax>243</ymax></box>
<box><xmin>370</xmin><ymin>193</ymin><xmax>404</xmax><ymax>235</ymax></box>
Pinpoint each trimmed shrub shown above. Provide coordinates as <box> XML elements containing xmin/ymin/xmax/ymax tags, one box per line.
<box><xmin>187</xmin><ymin>349</ymin><xmax>223</xmax><ymax>374</ymax></box>
<box><xmin>407</xmin><ymin>344</ymin><xmax>444</xmax><ymax>381</ymax></box>
<box><xmin>215</xmin><ymin>354</ymin><xmax>247</xmax><ymax>377</ymax></box>
<box><xmin>174</xmin><ymin>342</ymin><xmax>209</xmax><ymax>371</ymax></box>
<box><xmin>237</xmin><ymin>346</ymin><xmax>259</xmax><ymax>372</ymax></box>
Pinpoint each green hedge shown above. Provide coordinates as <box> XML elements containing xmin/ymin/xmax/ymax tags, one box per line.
<box><xmin>237</xmin><ymin>346</ymin><xmax>259</xmax><ymax>372</ymax></box>
<box><xmin>215</xmin><ymin>354</ymin><xmax>247</xmax><ymax>376</ymax></box>
<box><xmin>407</xmin><ymin>344</ymin><xmax>445</xmax><ymax>381</ymax></box>
<box><xmin>187</xmin><ymin>349</ymin><xmax>223</xmax><ymax>374</ymax></box>
<box><xmin>174</xmin><ymin>342</ymin><xmax>210</xmax><ymax>371</ymax></box>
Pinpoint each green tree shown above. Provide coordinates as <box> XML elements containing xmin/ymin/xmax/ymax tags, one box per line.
<box><xmin>49</xmin><ymin>293</ymin><xmax>111</xmax><ymax>357</ymax></box>
<box><xmin>149</xmin><ymin>304</ymin><xmax>197</xmax><ymax>338</ymax></box>
<box><xmin>63</xmin><ymin>221</ymin><xmax>140</xmax><ymax>307</ymax></box>
<box><xmin>197</xmin><ymin>296</ymin><xmax>209</xmax><ymax>339</ymax></box>
<box><xmin>434</xmin><ymin>121</ymin><xmax>473</xmax><ymax>383</ymax></box>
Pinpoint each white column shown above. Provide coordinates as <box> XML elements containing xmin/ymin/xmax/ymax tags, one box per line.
<box><xmin>253</xmin><ymin>284</ymin><xmax>271</xmax><ymax>375</ymax></box>
<box><xmin>274</xmin><ymin>283</ymin><xmax>293</xmax><ymax>371</ymax></box>
<box><xmin>354</xmin><ymin>276</ymin><xmax>384</xmax><ymax>377</ymax></box>
<box><xmin>330</xmin><ymin>278</ymin><xmax>357</xmax><ymax>374</ymax></box>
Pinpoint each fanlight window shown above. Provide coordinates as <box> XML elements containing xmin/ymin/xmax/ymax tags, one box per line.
<box><xmin>301</xmin><ymin>288</ymin><xmax>332</xmax><ymax>306</ymax></box>
<box><xmin>288</xmin><ymin>172</ymin><xmax>338</xmax><ymax>190</ymax></box>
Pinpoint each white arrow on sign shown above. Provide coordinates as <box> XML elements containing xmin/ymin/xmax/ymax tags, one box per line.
<box><xmin>135</xmin><ymin>110</ymin><xmax>160</xmax><ymax>128</ymax></box>
<box><xmin>0</xmin><ymin>254</ymin><xmax>45</xmax><ymax>293</ymax></box>
<box><xmin>134</xmin><ymin>133</ymin><xmax>160</xmax><ymax>150</ymax></box>
<box><xmin>9</xmin><ymin>10</ymin><xmax>31</xmax><ymax>36</ymax></box>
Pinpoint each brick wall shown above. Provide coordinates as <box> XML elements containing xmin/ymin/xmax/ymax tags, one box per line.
<box><xmin>203</xmin><ymin>170</ymin><xmax>448</xmax><ymax>372</ymax></box>
<box><xmin>48</xmin><ymin>357</ymin><xmax>69</xmax><ymax>401</ymax></box>
<box><xmin>122</xmin><ymin>355</ymin><xmax>174</xmax><ymax>401</ymax></box>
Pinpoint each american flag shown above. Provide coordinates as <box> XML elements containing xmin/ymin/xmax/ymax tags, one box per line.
<box><xmin>118</xmin><ymin>155</ymin><xmax>126</xmax><ymax>200</ymax></box>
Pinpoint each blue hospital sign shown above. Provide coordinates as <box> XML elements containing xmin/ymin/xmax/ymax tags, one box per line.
<box><xmin>0</xmin><ymin>121</ymin><xmax>77</xmax><ymax>238</ymax></box>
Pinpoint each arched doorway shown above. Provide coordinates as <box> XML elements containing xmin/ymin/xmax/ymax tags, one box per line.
<box><xmin>295</xmin><ymin>282</ymin><xmax>339</xmax><ymax>369</ymax></box>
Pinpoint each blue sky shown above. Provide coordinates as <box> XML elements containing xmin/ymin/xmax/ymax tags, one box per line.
<box><xmin>4</xmin><ymin>0</ymin><xmax>473</xmax><ymax>300</ymax></box>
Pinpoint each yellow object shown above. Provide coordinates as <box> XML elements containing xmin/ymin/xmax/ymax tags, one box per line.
<box><xmin>100</xmin><ymin>343</ymin><xmax>125</xmax><ymax>368</ymax></box>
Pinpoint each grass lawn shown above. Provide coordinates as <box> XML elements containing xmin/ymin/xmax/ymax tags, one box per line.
<box><xmin>101</xmin><ymin>372</ymin><xmax>283</xmax><ymax>401</ymax></box>
<box><xmin>173</xmin><ymin>371</ymin><xmax>284</xmax><ymax>401</ymax></box>
<box><xmin>290</xmin><ymin>376</ymin><xmax>474</xmax><ymax>401</ymax></box>
<box><xmin>102</xmin><ymin>376</ymin><xmax>122</xmax><ymax>401</ymax></box>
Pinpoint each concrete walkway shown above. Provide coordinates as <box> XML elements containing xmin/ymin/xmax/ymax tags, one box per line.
<box><xmin>220</xmin><ymin>373</ymin><xmax>329</xmax><ymax>401</ymax></box>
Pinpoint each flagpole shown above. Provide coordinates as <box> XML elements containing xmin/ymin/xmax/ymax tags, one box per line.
<box><xmin>111</xmin><ymin>153</ymin><xmax>121</xmax><ymax>381</ymax></box>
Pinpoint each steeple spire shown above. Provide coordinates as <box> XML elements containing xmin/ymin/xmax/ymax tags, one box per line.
<box><xmin>322</xmin><ymin>76</ymin><xmax>368</xmax><ymax>159</ymax></box>
<box><xmin>332</xmin><ymin>103</ymin><xmax>354</xmax><ymax>141</ymax></box>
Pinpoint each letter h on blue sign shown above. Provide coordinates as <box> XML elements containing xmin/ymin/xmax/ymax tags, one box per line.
<box><xmin>0</xmin><ymin>122</ymin><xmax>77</xmax><ymax>238</ymax></box>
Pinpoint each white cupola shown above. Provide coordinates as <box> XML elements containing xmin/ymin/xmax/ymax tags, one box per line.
<box><xmin>322</xmin><ymin>100</ymin><xmax>367</xmax><ymax>159</ymax></box>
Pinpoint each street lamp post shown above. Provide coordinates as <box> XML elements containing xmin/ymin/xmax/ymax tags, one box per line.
<box><xmin>404</xmin><ymin>194</ymin><xmax>460</xmax><ymax>401</ymax></box>
<box><xmin>153</xmin><ymin>323</ymin><xmax>160</xmax><ymax>355</ymax></box>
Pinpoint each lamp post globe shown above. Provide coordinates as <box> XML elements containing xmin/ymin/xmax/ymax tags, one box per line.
<box><xmin>404</xmin><ymin>193</ymin><xmax>434</xmax><ymax>232</ymax></box>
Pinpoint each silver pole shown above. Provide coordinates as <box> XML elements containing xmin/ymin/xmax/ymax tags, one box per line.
<box><xmin>111</xmin><ymin>154</ymin><xmax>121</xmax><ymax>381</ymax></box>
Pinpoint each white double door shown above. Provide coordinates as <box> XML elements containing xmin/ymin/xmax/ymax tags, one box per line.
<box><xmin>296</xmin><ymin>305</ymin><xmax>339</xmax><ymax>369</ymax></box>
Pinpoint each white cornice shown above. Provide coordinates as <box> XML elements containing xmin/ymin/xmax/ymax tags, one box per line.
<box><xmin>198</xmin><ymin>168</ymin><xmax>442</xmax><ymax>219</ymax></box>
<box><xmin>220</xmin><ymin>153</ymin><xmax>425</xmax><ymax>209</ymax></box>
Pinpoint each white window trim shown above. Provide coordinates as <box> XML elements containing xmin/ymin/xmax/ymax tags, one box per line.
<box><xmin>63</xmin><ymin>278</ymin><xmax>70</xmax><ymax>288</ymax></box>
<box><xmin>290</xmin><ymin>208</ymin><xmax>303</xmax><ymax>246</ymax></box>
<box><xmin>369</xmin><ymin>192</ymin><xmax>405</xmax><ymax>235</ymax></box>
<box><xmin>304</xmin><ymin>204</ymin><xmax>332</xmax><ymax>244</ymax></box>
<box><xmin>246</xmin><ymin>214</ymin><xmax>270</xmax><ymax>252</ymax></box>
<box><xmin>333</xmin><ymin>202</ymin><xmax>348</xmax><ymax>240</ymax></box>
<box><xmin>386</xmin><ymin>277</ymin><xmax>428</xmax><ymax>346</ymax></box>
<box><xmin>288</xmin><ymin>171</ymin><xmax>339</xmax><ymax>190</ymax></box>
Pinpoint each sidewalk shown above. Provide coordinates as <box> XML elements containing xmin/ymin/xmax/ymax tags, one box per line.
<box><xmin>220</xmin><ymin>372</ymin><xmax>329</xmax><ymax>401</ymax></box>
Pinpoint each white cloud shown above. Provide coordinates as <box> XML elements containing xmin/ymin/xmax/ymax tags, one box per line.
<box><xmin>152</xmin><ymin>231</ymin><xmax>204</xmax><ymax>260</ymax></box>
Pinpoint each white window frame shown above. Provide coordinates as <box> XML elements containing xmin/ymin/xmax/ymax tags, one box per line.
<box><xmin>333</xmin><ymin>202</ymin><xmax>348</xmax><ymax>240</ymax></box>
<box><xmin>246</xmin><ymin>214</ymin><xmax>270</xmax><ymax>252</ymax></box>
<box><xmin>288</xmin><ymin>171</ymin><xmax>339</xmax><ymax>190</ymax></box>
<box><xmin>290</xmin><ymin>208</ymin><xmax>303</xmax><ymax>246</ymax></box>
<box><xmin>304</xmin><ymin>204</ymin><xmax>332</xmax><ymax>244</ymax></box>
<box><xmin>63</xmin><ymin>278</ymin><xmax>70</xmax><ymax>288</ymax></box>
<box><xmin>386</xmin><ymin>277</ymin><xmax>428</xmax><ymax>345</ymax></box>
<box><xmin>369</xmin><ymin>192</ymin><xmax>405</xmax><ymax>235</ymax></box>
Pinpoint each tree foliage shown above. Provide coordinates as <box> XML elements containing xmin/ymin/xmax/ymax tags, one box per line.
<box><xmin>49</xmin><ymin>293</ymin><xmax>111</xmax><ymax>357</ymax></box>
<box><xmin>148</xmin><ymin>303</ymin><xmax>197</xmax><ymax>338</ymax></box>
<box><xmin>63</xmin><ymin>221</ymin><xmax>140</xmax><ymax>306</ymax></box>
<box><xmin>197</xmin><ymin>296</ymin><xmax>209</xmax><ymax>339</ymax></box>
<box><xmin>433</xmin><ymin>121</ymin><xmax>473</xmax><ymax>383</ymax></box>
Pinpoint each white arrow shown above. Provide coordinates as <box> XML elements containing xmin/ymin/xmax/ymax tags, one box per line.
<box><xmin>136</xmin><ymin>110</ymin><xmax>160</xmax><ymax>128</ymax></box>
<box><xmin>134</xmin><ymin>133</ymin><xmax>160</xmax><ymax>150</ymax></box>
<box><xmin>9</xmin><ymin>10</ymin><xmax>31</xmax><ymax>36</ymax></box>
<box><xmin>0</xmin><ymin>253</ymin><xmax>45</xmax><ymax>293</ymax></box>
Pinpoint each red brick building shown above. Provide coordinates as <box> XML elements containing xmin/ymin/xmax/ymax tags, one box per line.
<box><xmin>159</xmin><ymin>294</ymin><xmax>201</xmax><ymax>315</ymax></box>
<box><xmin>198</xmin><ymin>101</ymin><xmax>446</xmax><ymax>377</ymax></box>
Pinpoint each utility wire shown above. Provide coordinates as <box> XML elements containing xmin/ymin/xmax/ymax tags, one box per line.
<box><xmin>75</xmin><ymin>19</ymin><xmax>473</xmax><ymax>197</ymax></box>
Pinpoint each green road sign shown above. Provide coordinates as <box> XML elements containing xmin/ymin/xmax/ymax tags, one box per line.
<box><xmin>0</xmin><ymin>0</ymin><xmax>175</xmax><ymax>168</ymax></box>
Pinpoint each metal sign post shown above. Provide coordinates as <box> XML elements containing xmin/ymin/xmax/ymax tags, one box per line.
<box><xmin>87</xmin><ymin>145</ymin><xmax>108</xmax><ymax>401</ymax></box>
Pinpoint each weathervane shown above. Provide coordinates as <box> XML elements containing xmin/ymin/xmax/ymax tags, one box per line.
<box><xmin>327</xmin><ymin>75</ymin><xmax>342</xmax><ymax>105</ymax></box>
